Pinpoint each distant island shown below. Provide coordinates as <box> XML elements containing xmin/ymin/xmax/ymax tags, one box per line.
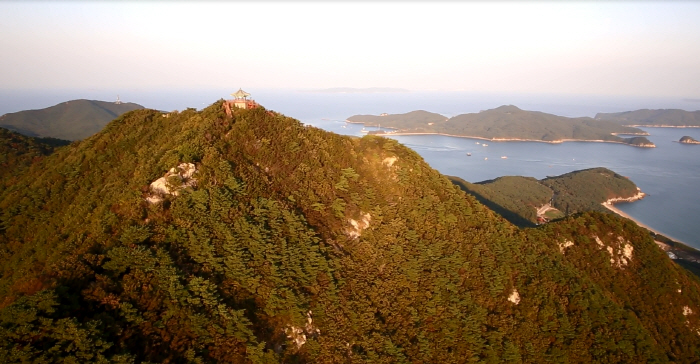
<box><xmin>304</xmin><ymin>87</ymin><xmax>411</xmax><ymax>93</ymax></box>
<box><xmin>348</xmin><ymin>105</ymin><xmax>655</xmax><ymax>147</ymax></box>
<box><xmin>0</xmin><ymin>99</ymin><xmax>143</xmax><ymax>140</ymax></box>
<box><xmin>679</xmin><ymin>136</ymin><xmax>700</xmax><ymax>144</ymax></box>
<box><xmin>595</xmin><ymin>108</ymin><xmax>700</xmax><ymax>127</ymax></box>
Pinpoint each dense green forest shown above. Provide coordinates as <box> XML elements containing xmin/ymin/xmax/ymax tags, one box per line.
<box><xmin>596</xmin><ymin>109</ymin><xmax>700</xmax><ymax>127</ymax></box>
<box><xmin>0</xmin><ymin>99</ymin><xmax>143</xmax><ymax>140</ymax></box>
<box><xmin>0</xmin><ymin>127</ymin><xmax>70</xmax><ymax>184</ymax></box>
<box><xmin>450</xmin><ymin>168</ymin><xmax>639</xmax><ymax>227</ymax></box>
<box><xmin>0</xmin><ymin>101</ymin><xmax>699</xmax><ymax>362</ymax></box>
<box><xmin>348</xmin><ymin>105</ymin><xmax>654</xmax><ymax>146</ymax></box>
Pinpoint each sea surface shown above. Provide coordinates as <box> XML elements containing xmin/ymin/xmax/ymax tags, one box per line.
<box><xmin>2</xmin><ymin>88</ymin><xmax>699</xmax><ymax>248</ymax></box>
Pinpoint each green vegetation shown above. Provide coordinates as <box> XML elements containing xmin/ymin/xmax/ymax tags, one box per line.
<box><xmin>450</xmin><ymin>167</ymin><xmax>639</xmax><ymax>227</ymax></box>
<box><xmin>0</xmin><ymin>99</ymin><xmax>143</xmax><ymax>140</ymax></box>
<box><xmin>0</xmin><ymin>127</ymin><xmax>70</xmax><ymax>184</ymax></box>
<box><xmin>0</xmin><ymin>101</ymin><xmax>699</xmax><ymax>362</ymax></box>
<box><xmin>621</xmin><ymin>136</ymin><xmax>655</xmax><ymax>147</ymax></box>
<box><xmin>349</xmin><ymin>110</ymin><xmax>446</xmax><ymax>128</ymax></box>
<box><xmin>596</xmin><ymin>109</ymin><xmax>700</xmax><ymax>127</ymax></box>
<box><xmin>348</xmin><ymin>105</ymin><xmax>654</xmax><ymax>146</ymax></box>
<box><xmin>541</xmin><ymin>167</ymin><xmax>639</xmax><ymax>214</ymax></box>
<box><xmin>449</xmin><ymin>175</ymin><xmax>552</xmax><ymax>227</ymax></box>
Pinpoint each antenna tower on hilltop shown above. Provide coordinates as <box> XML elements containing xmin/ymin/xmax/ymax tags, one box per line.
<box><xmin>115</xmin><ymin>95</ymin><xmax>122</xmax><ymax>104</ymax></box>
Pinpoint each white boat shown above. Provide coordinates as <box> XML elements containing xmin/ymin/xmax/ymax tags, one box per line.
<box><xmin>482</xmin><ymin>144</ymin><xmax>488</xmax><ymax>147</ymax></box>
<box><xmin>501</xmin><ymin>156</ymin><xmax>507</xmax><ymax>159</ymax></box>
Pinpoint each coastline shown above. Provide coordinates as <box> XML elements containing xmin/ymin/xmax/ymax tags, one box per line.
<box><xmin>601</xmin><ymin>200</ymin><xmax>690</xmax><ymax>247</ymax></box>
<box><xmin>623</xmin><ymin>125</ymin><xmax>700</xmax><ymax>128</ymax></box>
<box><xmin>602</xmin><ymin>202</ymin><xmax>666</xmax><ymax>236</ymax></box>
<box><xmin>356</xmin><ymin>129</ymin><xmax>656</xmax><ymax>148</ymax></box>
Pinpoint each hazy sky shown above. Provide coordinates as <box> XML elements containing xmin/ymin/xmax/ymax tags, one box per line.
<box><xmin>2</xmin><ymin>1</ymin><xmax>699</xmax><ymax>98</ymax></box>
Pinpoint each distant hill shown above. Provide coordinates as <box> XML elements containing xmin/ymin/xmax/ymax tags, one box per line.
<box><xmin>349</xmin><ymin>110</ymin><xmax>446</xmax><ymax>126</ymax></box>
<box><xmin>595</xmin><ymin>109</ymin><xmax>700</xmax><ymax>127</ymax></box>
<box><xmin>308</xmin><ymin>87</ymin><xmax>411</xmax><ymax>93</ymax></box>
<box><xmin>0</xmin><ymin>99</ymin><xmax>144</xmax><ymax>140</ymax></box>
<box><xmin>450</xmin><ymin>167</ymin><xmax>640</xmax><ymax>227</ymax></box>
<box><xmin>349</xmin><ymin>105</ymin><xmax>655</xmax><ymax>147</ymax></box>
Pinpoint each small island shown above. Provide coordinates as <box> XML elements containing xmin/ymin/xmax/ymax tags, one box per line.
<box><xmin>348</xmin><ymin>105</ymin><xmax>656</xmax><ymax>147</ymax></box>
<box><xmin>679</xmin><ymin>135</ymin><xmax>700</xmax><ymax>144</ymax></box>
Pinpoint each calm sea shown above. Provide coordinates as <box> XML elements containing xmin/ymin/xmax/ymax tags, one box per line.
<box><xmin>2</xmin><ymin>89</ymin><xmax>699</xmax><ymax>249</ymax></box>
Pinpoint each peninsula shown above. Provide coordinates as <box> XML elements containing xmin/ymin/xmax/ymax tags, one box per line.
<box><xmin>348</xmin><ymin>105</ymin><xmax>655</xmax><ymax>147</ymax></box>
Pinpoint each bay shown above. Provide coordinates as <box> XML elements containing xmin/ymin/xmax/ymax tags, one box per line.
<box><xmin>272</xmin><ymin>92</ymin><xmax>700</xmax><ymax>250</ymax></box>
<box><xmin>2</xmin><ymin>88</ymin><xmax>699</xmax><ymax>249</ymax></box>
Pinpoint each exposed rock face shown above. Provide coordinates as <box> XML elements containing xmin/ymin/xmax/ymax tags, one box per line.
<box><xmin>284</xmin><ymin>311</ymin><xmax>320</xmax><ymax>350</ymax></box>
<box><xmin>508</xmin><ymin>288</ymin><xmax>521</xmax><ymax>305</ymax></box>
<box><xmin>559</xmin><ymin>240</ymin><xmax>575</xmax><ymax>253</ymax></box>
<box><xmin>602</xmin><ymin>188</ymin><xmax>646</xmax><ymax>205</ymax></box>
<box><xmin>592</xmin><ymin>235</ymin><xmax>634</xmax><ymax>268</ymax></box>
<box><xmin>346</xmin><ymin>212</ymin><xmax>372</xmax><ymax>239</ymax></box>
<box><xmin>145</xmin><ymin>163</ymin><xmax>197</xmax><ymax>204</ymax></box>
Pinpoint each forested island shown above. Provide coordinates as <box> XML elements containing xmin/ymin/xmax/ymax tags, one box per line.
<box><xmin>679</xmin><ymin>135</ymin><xmax>700</xmax><ymax>144</ymax></box>
<box><xmin>596</xmin><ymin>108</ymin><xmax>700</xmax><ymax>127</ymax></box>
<box><xmin>1</xmin><ymin>101</ymin><xmax>699</xmax><ymax>362</ymax></box>
<box><xmin>0</xmin><ymin>99</ymin><xmax>143</xmax><ymax>141</ymax></box>
<box><xmin>348</xmin><ymin>106</ymin><xmax>656</xmax><ymax>147</ymax></box>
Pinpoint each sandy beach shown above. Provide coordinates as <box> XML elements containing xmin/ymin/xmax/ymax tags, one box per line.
<box><xmin>602</xmin><ymin>202</ymin><xmax>670</xmax><ymax>238</ymax></box>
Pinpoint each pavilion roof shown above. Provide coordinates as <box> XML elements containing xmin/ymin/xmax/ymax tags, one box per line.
<box><xmin>232</xmin><ymin>88</ymin><xmax>251</xmax><ymax>99</ymax></box>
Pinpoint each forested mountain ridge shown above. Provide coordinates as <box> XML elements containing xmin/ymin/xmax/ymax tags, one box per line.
<box><xmin>596</xmin><ymin>109</ymin><xmax>700</xmax><ymax>127</ymax></box>
<box><xmin>0</xmin><ymin>99</ymin><xmax>144</xmax><ymax>141</ymax></box>
<box><xmin>0</xmin><ymin>127</ymin><xmax>70</xmax><ymax>186</ymax></box>
<box><xmin>0</xmin><ymin>101</ymin><xmax>699</xmax><ymax>362</ymax></box>
<box><xmin>348</xmin><ymin>105</ymin><xmax>655</xmax><ymax>147</ymax></box>
<box><xmin>449</xmin><ymin>168</ymin><xmax>640</xmax><ymax>227</ymax></box>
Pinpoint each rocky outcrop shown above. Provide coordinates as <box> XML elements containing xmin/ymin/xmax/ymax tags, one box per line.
<box><xmin>679</xmin><ymin>136</ymin><xmax>700</xmax><ymax>144</ymax></box>
<box><xmin>145</xmin><ymin>163</ymin><xmax>197</xmax><ymax>204</ymax></box>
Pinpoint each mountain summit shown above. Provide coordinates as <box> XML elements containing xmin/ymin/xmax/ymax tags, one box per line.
<box><xmin>0</xmin><ymin>100</ymin><xmax>698</xmax><ymax>362</ymax></box>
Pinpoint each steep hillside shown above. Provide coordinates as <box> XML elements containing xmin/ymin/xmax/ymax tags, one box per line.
<box><xmin>535</xmin><ymin>213</ymin><xmax>700</xmax><ymax>363</ymax></box>
<box><xmin>0</xmin><ymin>101</ymin><xmax>698</xmax><ymax>362</ymax></box>
<box><xmin>596</xmin><ymin>109</ymin><xmax>700</xmax><ymax>127</ymax></box>
<box><xmin>0</xmin><ymin>99</ymin><xmax>144</xmax><ymax>140</ymax></box>
<box><xmin>449</xmin><ymin>175</ymin><xmax>552</xmax><ymax>227</ymax></box>
<box><xmin>348</xmin><ymin>106</ymin><xmax>654</xmax><ymax>146</ymax></box>
<box><xmin>0</xmin><ymin>127</ymin><xmax>69</xmax><ymax>185</ymax></box>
